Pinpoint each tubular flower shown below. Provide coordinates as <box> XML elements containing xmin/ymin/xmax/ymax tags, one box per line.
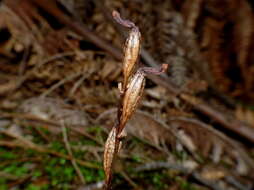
<box><xmin>122</xmin><ymin>28</ymin><xmax>141</xmax><ymax>89</ymax></box>
<box><xmin>119</xmin><ymin>70</ymin><xmax>145</xmax><ymax>134</ymax></box>
<box><xmin>112</xmin><ymin>10</ymin><xmax>141</xmax><ymax>89</ymax></box>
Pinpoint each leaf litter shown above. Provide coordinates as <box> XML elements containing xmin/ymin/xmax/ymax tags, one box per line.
<box><xmin>0</xmin><ymin>0</ymin><xmax>254</xmax><ymax>190</ymax></box>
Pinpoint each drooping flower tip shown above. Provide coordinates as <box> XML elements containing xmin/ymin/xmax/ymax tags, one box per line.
<box><xmin>112</xmin><ymin>10</ymin><xmax>135</xmax><ymax>28</ymax></box>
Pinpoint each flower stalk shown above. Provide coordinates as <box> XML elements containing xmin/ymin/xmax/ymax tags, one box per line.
<box><xmin>103</xmin><ymin>11</ymin><xmax>168</xmax><ymax>190</ymax></box>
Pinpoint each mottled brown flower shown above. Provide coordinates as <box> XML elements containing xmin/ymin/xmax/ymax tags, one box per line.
<box><xmin>123</xmin><ymin>28</ymin><xmax>141</xmax><ymax>89</ymax></box>
<box><xmin>103</xmin><ymin>126</ymin><xmax>117</xmax><ymax>187</ymax></box>
<box><xmin>119</xmin><ymin>70</ymin><xmax>145</xmax><ymax>134</ymax></box>
<box><xmin>112</xmin><ymin>10</ymin><xmax>141</xmax><ymax>89</ymax></box>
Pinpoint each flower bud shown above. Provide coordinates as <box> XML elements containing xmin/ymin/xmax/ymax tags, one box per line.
<box><xmin>119</xmin><ymin>70</ymin><xmax>145</xmax><ymax>133</ymax></box>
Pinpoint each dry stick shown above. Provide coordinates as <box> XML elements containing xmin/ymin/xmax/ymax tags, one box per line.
<box><xmin>33</xmin><ymin>125</ymin><xmax>51</xmax><ymax>142</ymax></box>
<box><xmin>29</xmin><ymin>0</ymin><xmax>254</xmax><ymax>142</ymax></box>
<box><xmin>61</xmin><ymin>123</ymin><xmax>85</xmax><ymax>184</ymax></box>
<box><xmin>149</xmin><ymin>73</ymin><xmax>254</xmax><ymax>143</ymax></box>
<box><xmin>69</xmin><ymin>73</ymin><xmax>88</xmax><ymax>96</ymax></box>
<box><xmin>29</xmin><ymin>0</ymin><xmax>122</xmax><ymax>60</ymax></box>
<box><xmin>40</xmin><ymin>71</ymin><xmax>83</xmax><ymax>98</ymax></box>
<box><xmin>119</xmin><ymin>171</ymin><xmax>139</xmax><ymax>189</ymax></box>
<box><xmin>35</xmin><ymin>51</ymin><xmax>75</xmax><ymax>69</ymax></box>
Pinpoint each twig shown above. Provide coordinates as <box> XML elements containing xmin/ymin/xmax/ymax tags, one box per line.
<box><xmin>69</xmin><ymin>73</ymin><xmax>88</xmax><ymax>96</ymax></box>
<box><xmin>29</xmin><ymin>0</ymin><xmax>122</xmax><ymax>60</ymax></box>
<box><xmin>61</xmin><ymin>123</ymin><xmax>85</xmax><ymax>184</ymax></box>
<box><xmin>33</xmin><ymin>125</ymin><xmax>51</xmax><ymax>142</ymax></box>
<box><xmin>119</xmin><ymin>171</ymin><xmax>140</xmax><ymax>189</ymax></box>
<box><xmin>40</xmin><ymin>71</ymin><xmax>83</xmax><ymax>98</ymax></box>
<box><xmin>35</xmin><ymin>51</ymin><xmax>75</xmax><ymax>69</ymax></box>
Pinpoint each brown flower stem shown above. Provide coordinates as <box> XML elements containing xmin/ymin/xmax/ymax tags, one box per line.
<box><xmin>104</xmin><ymin>12</ymin><xmax>169</xmax><ymax>189</ymax></box>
